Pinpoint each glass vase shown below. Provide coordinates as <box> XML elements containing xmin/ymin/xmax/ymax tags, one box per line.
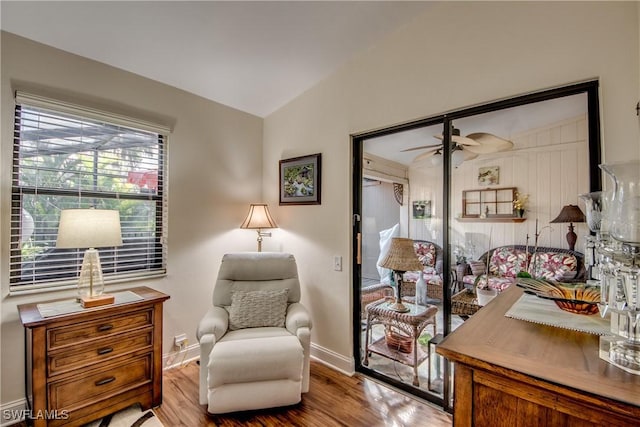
<box><xmin>600</xmin><ymin>161</ymin><xmax>640</xmax><ymax>246</ymax></box>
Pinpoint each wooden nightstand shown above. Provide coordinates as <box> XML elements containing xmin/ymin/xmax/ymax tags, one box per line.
<box><xmin>18</xmin><ymin>286</ymin><xmax>169</xmax><ymax>427</ymax></box>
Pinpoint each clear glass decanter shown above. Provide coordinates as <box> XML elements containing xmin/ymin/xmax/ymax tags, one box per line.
<box><xmin>597</xmin><ymin>160</ymin><xmax>640</xmax><ymax>375</ymax></box>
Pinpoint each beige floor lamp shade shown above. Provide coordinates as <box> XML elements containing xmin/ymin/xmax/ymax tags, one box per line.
<box><xmin>240</xmin><ymin>204</ymin><xmax>278</xmax><ymax>252</ymax></box>
<box><xmin>56</xmin><ymin>209</ymin><xmax>123</xmax><ymax>307</ymax></box>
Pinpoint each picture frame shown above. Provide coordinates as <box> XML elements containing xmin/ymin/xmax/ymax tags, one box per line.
<box><xmin>478</xmin><ymin>166</ymin><xmax>500</xmax><ymax>186</ymax></box>
<box><xmin>412</xmin><ymin>200</ymin><xmax>431</xmax><ymax>219</ymax></box>
<box><xmin>279</xmin><ymin>153</ymin><xmax>322</xmax><ymax>205</ymax></box>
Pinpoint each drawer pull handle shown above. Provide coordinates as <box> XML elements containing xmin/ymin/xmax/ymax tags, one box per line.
<box><xmin>97</xmin><ymin>347</ymin><xmax>113</xmax><ymax>355</ymax></box>
<box><xmin>97</xmin><ymin>324</ymin><xmax>113</xmax><ymax>332</ymax></box>
<box><xmin>95</xmin><ymin>377</ymin><xmax>116</xmax><ymax>386</ymax></box>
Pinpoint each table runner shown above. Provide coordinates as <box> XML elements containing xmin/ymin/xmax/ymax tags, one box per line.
<box><xmin>505</xmin><ymin>293</ymin><xmax>610</xmax><ymax>335</ymax></box>
<box><xmin>37</xmin><ymin>291</ymin><xmax>143</xmax><ymax>318</ymax></box>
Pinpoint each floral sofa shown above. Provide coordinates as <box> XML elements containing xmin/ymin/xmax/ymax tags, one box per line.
<box><xmin>462</xmin><ymin>245</ymin><xmax>586</xmax><ymax>291</ymax></box>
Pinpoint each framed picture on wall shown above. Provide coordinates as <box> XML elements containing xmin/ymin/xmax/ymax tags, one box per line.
<box><xmin>279</xmin><ymin>153</ymin><xmax>322</xmax><ymax>205</ymax></box>
<box><xmin>478</xmin><ymin>166</ymin><xmax>500</xmax><ymax>186</ymax></box>
<box><xmin>412</xmin><ymin>200</ymin><xmax>431</xmax><ymax>219</ymax></box>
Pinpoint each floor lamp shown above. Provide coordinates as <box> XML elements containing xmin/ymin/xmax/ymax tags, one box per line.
<box><xmin>240</xmin><ymin>204</ymin><xmax>278</xmax><ymax>252</ymax></box>
<box><xmin>56</xmin><ymin>209</ymin><xmax>123</xmax><ymax>307</ymax></box>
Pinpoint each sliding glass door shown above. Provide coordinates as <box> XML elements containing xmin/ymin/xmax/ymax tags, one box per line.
<box><xmin>352</xmin><ymin>80</ymin><xmax>601</xmax><ymax>411</ymax></box>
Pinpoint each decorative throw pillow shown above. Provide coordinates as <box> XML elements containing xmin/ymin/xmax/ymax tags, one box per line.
<box><xmin>469</xmin><ymin>260</ymin><xmax>486</xmax><ymax>276</ymax></box>
<box><xmin>531</xmin><ymin>252</ymin><xmax>578</xmax><ymax>281</ymax></box>
<box><xmin>489</xmin><ymin>247</ymin><xmax>528</xmax><ymax>278</ymax></box>
<box><xmin>228</xmin><ymin>288</ymin><xmax>289</xmax><ymax>330</ymax></box>
<box><xmin>414</xmin><ymin>242</ymin><xmax>437</xmax><ymax>267</ymax></box>
<box><xmin>377</xmin><ymin>224</ymin><xmax>400</xmax><ymax>284</ymax></box>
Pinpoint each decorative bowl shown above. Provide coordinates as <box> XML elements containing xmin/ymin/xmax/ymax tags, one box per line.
<box><xmin>516</xmin><ymin>278</ymin><xmax>600</xmax><ymax>315</ymax></box>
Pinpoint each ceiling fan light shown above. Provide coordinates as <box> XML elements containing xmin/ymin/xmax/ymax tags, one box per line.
<box><xmin>452</xmin><ymin>150</ymin><xmax>465</xmax><ymax>168</ymax></box>
<box><xmin>430</xmin><ymin>152</ymin><xmax>443</xmax><ymax>166</ymax></box>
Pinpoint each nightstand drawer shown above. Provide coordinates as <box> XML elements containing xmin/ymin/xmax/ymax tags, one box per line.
<box><xmin>48</xmin><ymin>308</ymin><xmax>153</xmax><ymax>350</ymax></box>
<box><xmin>48</xmin><ymin>354</ymin><xmax>152</xmax><ymax>411</ymax></box>
<box><xmin>48</xmin><ymin>328</ymin><xmax>153</xmax><ymax>376</ymax></box>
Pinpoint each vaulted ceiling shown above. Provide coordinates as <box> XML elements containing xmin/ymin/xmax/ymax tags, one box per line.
<box><xmin>1</xmin><ymin>1</ymin><xmax>431</xmax><ymax>117</ymax></box>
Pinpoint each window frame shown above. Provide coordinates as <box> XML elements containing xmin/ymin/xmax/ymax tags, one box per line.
<box><xmin>9</xmin><ymin>92</ymin><xmax>170</xmax><ymax>294</ymax></box>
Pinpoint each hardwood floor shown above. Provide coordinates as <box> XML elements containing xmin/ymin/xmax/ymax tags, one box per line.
<box><xmin>156</xmin><ymin>360</ymin><xmax>453</xmax><ymax>426</ymax></box>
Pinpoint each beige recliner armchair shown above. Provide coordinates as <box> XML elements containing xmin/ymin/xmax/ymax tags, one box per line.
<box><xmin>197</xmin><ymin>252</ymin><xmax>312</xmax><ymax>414</ymax></box>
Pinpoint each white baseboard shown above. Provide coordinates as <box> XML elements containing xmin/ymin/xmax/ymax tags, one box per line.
<box><xmin>310</xmin><ymin>343</ymin><xmax>355</xmax><ymax>376</ymax></box>
<box><xmin>1</xmin><ymin>399</ymin><xmax>27</xmax><ymax>427</ymax></box>
<box><xmin>163</xmin><ymin>342</ymin><xmax>200</xmax><ymax>370</ymax></box>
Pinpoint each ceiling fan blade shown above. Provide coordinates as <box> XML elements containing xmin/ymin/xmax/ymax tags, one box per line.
<box><xmin>464</xmin><ymin>132</ymin><xmax>514</xmax><ymax>154</ymax></box>
<box><xmin>412</xmin><ymin>148</ymin><xmax>440</xmax><ymax>162</ymax></box>
<box><xmin>433</xmin><ymin>134</ymin><xmax>481</xmax><ymax>146</ymax></box>
<box><xmin>461</xmin><ymin>149</ymin><xmax>479</xmax><ymax>161</ymax></box>
<box><xmin>401</xmin><ymin>143</ymin><xmax>442</xmax><ymax>153</ymax></box>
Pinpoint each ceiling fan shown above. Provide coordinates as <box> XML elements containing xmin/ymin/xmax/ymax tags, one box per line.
<box><xmin>402</xmin><ymin>127</ymin><xmax>514</xmax><ymax>165</ymax></box>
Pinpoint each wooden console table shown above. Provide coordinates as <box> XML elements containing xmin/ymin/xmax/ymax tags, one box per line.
<box><xmin>18</xmin><ymin>286</ymin><xmax>170</xmax><ymax>426</ymax></box>
<box><xmin>437</xmin><ymin>286</ymin><xmax>640</xmax><ymax>426</ymax></box>
<box><xmin>363</xmin><ymin>300</ymin><xmax>437</xmax><ymax>386</ymax></box>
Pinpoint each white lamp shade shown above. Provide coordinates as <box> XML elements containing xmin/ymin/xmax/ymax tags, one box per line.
<box><xmin>56</xmin><ymin>209</ymin><xmax>123</xmax><ymax>249</ymax></box>
<box><xmin>430</xmin><ymin>153</ymin><xmax>443</xmax><ymax>166</ymax></box>
<box><xmin>452</xmin><ymin>150</ymin><xmax>465</xmax><ymax>168</ymax></box>
<box><xmin>240</xmin><ymin>204</ymin><xmax>278</xmax><ymax>229</ymax></box>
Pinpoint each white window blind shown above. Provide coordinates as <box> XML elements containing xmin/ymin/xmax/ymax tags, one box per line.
<box><xmin>10</xmin><ymin>95</ymin><xmax>168</xmax><ymax>293</ymax></box>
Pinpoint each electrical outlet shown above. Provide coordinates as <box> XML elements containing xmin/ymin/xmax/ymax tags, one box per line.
<box><xmin>333</xmin><ymin>255</ymin><xmax>342</xmax><ymax>271</ymax></box>
<box><xmin>174</xmin><ymin>333</ymin><xmax>187</xmax><ymax>348</ymax></box>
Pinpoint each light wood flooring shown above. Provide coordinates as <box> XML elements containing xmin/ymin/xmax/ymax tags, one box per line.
<box><xmin>156</xmin><ymin>360</ymin><xmax>453</xmax><ymax>426</ymax></box>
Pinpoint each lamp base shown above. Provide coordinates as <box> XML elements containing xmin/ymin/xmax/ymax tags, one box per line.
<box><xmin>81</xmin><ymin>294</ymin><xmax>114</xmax><ymax>308</ymax></box>
<box><xmin>566</xmin><ymin>223</ymin><xmax>577</xmax><ymax>251</ymax></box>
<box><xmin>387</xmin><ymin>300</ymin><xmax>410</xmax><ymax>313</ymax></box>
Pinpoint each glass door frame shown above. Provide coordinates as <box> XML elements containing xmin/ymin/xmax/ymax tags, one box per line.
<box><xmin>352</xmin><ymin>79</ymin><xmax>602</xmax><ymax>411</ymax></box>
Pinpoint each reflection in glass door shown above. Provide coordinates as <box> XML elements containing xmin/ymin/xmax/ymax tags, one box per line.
<box><xmin>357</xmin><ymin>123</ymin><xmax>447</xmax><ymax>405</ymax></box>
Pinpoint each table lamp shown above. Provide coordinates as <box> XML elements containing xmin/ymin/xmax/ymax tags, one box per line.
<box><xmin>56</xmin><ymin>209</ymin><xmax>123</xmax><ymax>307</ymax></box>
<box><xmin>240</xmin><ymin>203</ymin><xmax>278</xmax><ymax>252</ymax></box>
<box><xmin>378</xmin><ymin>237</ymin><xmax>423</xmax><ymax>313</ymax></box>
<box><xmin>550</xmin><ymin>204</ymin><xmax>586</xmax><ymax>251</ymax></box>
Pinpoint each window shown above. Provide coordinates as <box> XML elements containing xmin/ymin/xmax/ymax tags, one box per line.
<box><xmin>10</xmin><ymin>93</ymin><xmax>168</xmax><ymax>292</ymax></box>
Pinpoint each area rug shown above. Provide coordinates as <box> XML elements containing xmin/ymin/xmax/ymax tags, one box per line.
<box><xmin>85</xmin><ymin>404</ymin><xmax>164</xmax><ymax>427</ymax></box>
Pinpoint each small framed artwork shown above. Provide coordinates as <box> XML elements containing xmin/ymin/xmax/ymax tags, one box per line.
<box><xmin>412</xmin><ymin>200</ymin><xmax>431</xmax><ymax>219</ymax></box>
<box><xmin>478</xmin><ymin>166</ymin><xmax>500</xmax><ymax>186</ymax></box>
<box><xmin>279</xmin><ymin>153</ymin><xmax>322</xmax><ymax>205</ymax></box>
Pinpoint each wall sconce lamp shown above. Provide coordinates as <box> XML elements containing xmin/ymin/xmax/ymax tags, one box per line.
<box><xmin>550</xmin><ymin>204</ymin><xmax>586</xmax><ymax>251</ymax></box>
<box><xmin>56</xmin><ymin>209</ymin><xmax>123</xmax><ymax>307</ymax></box>
<box><xmin>240</xmin><ymin>203</ymin><xmax>278</xmax><ymax>252</ymax></box>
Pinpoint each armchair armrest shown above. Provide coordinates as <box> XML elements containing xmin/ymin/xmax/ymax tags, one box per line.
<box><xmin>196</xmin><ymin>306</ymin><xmax>229</xmax><ymax>343</ymax></box>
<box><xmin>196</xmin><ymin>306</ymin><xmax>228</xmax><ymax>406</ymax></box>
<box><xmin>285</xmin><ymin>302</ymin><xmax>312</xmax><ymax>335</ymax></box>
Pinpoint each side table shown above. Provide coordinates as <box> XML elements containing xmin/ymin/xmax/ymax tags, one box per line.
<box><xmin>363</xmin><ymin>300</ymin><xmax>437</xmax><ymax>386</ymax></box>
<box><xmin>18</xmin><ymin>286</ymin><xmax>169</xmax><ymax>426</ymax></box>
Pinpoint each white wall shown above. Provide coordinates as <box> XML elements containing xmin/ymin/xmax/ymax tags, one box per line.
<box><xmin>0</xmin><ymin>32</ymin><xmax>264</xmax><ymax>407</ymax></box>
<box><xmin>445</xmin><ymin>115</ymin><xmax>590</xmax><ymax>257</ymax></box>
<box><xmin>263</xmin><ymin>2</ymin><xmax>639</xmax><ymax>366</ymax></box>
